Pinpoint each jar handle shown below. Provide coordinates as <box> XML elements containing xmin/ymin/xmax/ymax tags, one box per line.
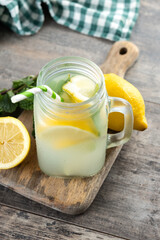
<box><xmin>107</xmin><ymin>96</ymin><xmax>133</xmax><ymax>149</ymax></box>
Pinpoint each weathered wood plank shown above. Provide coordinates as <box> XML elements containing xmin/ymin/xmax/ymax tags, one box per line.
<box><xmin>0</xmin><ymin>40</ymin><xmax>139</xmax><ymax>215</ymax></box>
<box><xmin>0</xmin><ymin>101</ymin><xmax>160</xmax><ymax>240</ymax></box>
<box><xmin>0</xmin><ymin>18</ymin><xmax>111</xmax><ymax>89</ymax></box>
<box><xmin>0</xmin><ymin>205</ymin><xmax>122</xmax><ymax>240</ymax></box>
<box><xmin>129</xmin><ymin>0</ymin><xmax>160</xmax><ymax>105</ymax></box>
<box><xmin>0</xmin><ymin>0</ymin><xmax>160</xmax><ymax>104</ymax></box>
<box><xmin>0</xmin><ymin>108</ymin><xmax>122</xmax><ymax>214</ymax></box>
<box><xmin>0</xmin><ymin>0</ymin><xmax>160</xmax><ymax>239</ymax></box>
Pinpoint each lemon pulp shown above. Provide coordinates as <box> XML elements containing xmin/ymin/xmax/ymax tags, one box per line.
<box><xmin>0</xmin><ymin>117</ymin><xmax>30</xmax><ymax>169</ymax></box>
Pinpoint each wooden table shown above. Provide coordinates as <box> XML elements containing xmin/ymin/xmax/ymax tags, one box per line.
<box><xmin>0</xmin><ymin>1</ymin><xmax>160</xmax><ymax>239</ymax></box>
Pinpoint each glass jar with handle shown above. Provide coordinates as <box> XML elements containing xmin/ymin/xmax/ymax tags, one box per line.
<box><xmin>34</xmin><ymin>57</ymin><xmax>133</xmax><ymax>177</ymax></box>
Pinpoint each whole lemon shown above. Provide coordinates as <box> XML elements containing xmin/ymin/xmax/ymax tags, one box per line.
<box><xmin>104</xmin><ymin>73</ymin><xmax>148</xmax><ymax>131</ymax></box>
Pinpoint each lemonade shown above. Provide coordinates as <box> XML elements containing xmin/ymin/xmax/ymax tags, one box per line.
<box><xmin>34</xmin><ymin>57</ymin><xmax>133</xmax><ymax>177</ymax></box>
<box><xmin>34</xmin><ymin>72</ymin><xmax>108</xmax><ymax>177</ymax></box>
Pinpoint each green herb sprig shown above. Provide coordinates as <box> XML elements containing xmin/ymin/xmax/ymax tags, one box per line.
<box><xmin>0</xmin><ymin>75</ymin><xmax>37</xmax><ymax>117</ymax></box>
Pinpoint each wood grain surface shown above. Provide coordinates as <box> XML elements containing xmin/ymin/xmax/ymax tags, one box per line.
<box><xmin>0</xmin><ymin>205</ymin><xmax>122</xmax><ymax>240</ymax></box>
<box><xmin>100</xmin><ymin>41</ymin><xmax>139</xmax><ymax>78</ymax></box>
<box><xmin>0</xmin><ymin>0</ymin><xmax>160</xmax><ymax>239</ymax></box>
<box><xmin>0</xmin><ymin>41</ymin><xmax>138</xmax><ymax>215</ymax></box>
<box><xmin>1</xmin><ymin>101</ymin><xmax>159</xmax><ymax>240</ymax></box>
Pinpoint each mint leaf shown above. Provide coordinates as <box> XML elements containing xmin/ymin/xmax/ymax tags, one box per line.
<box><xmin>19</xmin><ymin>96</ymin><xmax>34</xmax><ymax>110</ymax></box>
<box><xmin>0</xmin><ymin>95</ymin><xmax>3</xmax><ymax>112</ymax></box>
<box><xmin>0</xmin><ymin>89</ymin><xmax>7</xmax><ymax>94</ymax></box>
<box><xmin>51</xmin><ymin>74</ymin><xmax>71</xmax><ymax>94</ymax></box>
<box><xmin>0</xmin><ymin>75</ymin><xmax>37</xmax><ymax>116</ymax></box>
<box><xmin>8</xmin><ymin>90</ymin><xmax>14</xmax><ymax>97</ymax></box>
<box><xmin>1</xmin><ymin>93</ymin><xmax>18</xmax><ymax>113</ymax></box>
<box><xmin>12</xmin><ymin>75</ymin><xmax>37</xmax><ymax>94</ymax></box>
<box><xmin>12</xmin><ymin>80</ymin><xmax>24</xmax><ymax>89</ymax></box>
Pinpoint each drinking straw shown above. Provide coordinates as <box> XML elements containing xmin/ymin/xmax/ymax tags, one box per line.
<box><xmin>11</xmin><ymin>85</ymin><xmax>64</xmax><ymax>103</ymax></box>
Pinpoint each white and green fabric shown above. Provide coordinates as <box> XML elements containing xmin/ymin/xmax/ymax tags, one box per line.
<box><xmin>0</xmin><ymin>0</ymin><xmax>140</xmax><ymax>41</ymax></box>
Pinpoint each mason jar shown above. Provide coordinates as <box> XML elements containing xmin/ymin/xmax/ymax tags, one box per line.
<box><xmin>34</xmin><ymin>57</ymin><xmax>133</xmax><ymax>177</ymax></box>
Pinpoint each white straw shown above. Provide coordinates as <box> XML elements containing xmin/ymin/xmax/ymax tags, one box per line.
<box><xmin>11</xmin><ymin>85</ymin><xmax>64</xmax><ymax>103</ymax></box>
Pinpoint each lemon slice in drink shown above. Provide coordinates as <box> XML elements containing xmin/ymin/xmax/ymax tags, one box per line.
<box><xmin>39</xmin><ymin>125</ymin><xmax>97</xmax><ymax>149</ymax></box>
<box><xmin>62</xmin><ymin>75</ymin><xmax>99</xmax><ymax>103</ymax></box>
<box><xmin>37</xmin><ymin>113</ymin><xmax>99</xmax><ymax>136</ymax></box>
<box><xmin>0</xmin><ymin>117</ymin><xmax>30</xmax><ymax>169</ymax></box>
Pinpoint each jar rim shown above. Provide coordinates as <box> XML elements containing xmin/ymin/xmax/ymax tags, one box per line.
<box><xmin>37</xmin><ymin>56</ymin><xmax>106</xmax><ymax>110</ymax></box>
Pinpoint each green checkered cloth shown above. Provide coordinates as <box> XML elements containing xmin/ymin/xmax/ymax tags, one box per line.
<box><xmin>0</xmin><ymin>0</ymin><xmax>140</xmax><ymax>41</ymax></box>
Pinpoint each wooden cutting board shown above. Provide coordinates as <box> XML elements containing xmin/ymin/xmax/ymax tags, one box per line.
<box><xmin>0</xmin><ymin>41</ymin><xmax>139</xmax><ymax>215</ymax></box>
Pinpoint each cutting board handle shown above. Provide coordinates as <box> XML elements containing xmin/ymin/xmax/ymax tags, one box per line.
<box><xmin>100</xmin><ymin>41</ymin><xmax>139</xmax><ymax>78</ymax></box>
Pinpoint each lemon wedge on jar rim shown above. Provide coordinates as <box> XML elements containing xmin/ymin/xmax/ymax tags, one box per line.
<box><xmin>62</xmin><ymin>75</ymin><xmax>99</xmax><ymax>103</ymax></box>
<box><xmin>0</xmin><ymin>117</ymin><xmax>30</xmax><ymax>169</ymax></box>
<box><xmin>63</xmin><ymin>73</ymin><xmax>148</xmax><ymax>132</ymax></box>
<box><xmin>35</xmin><ymin>74</ymin><xmax>100</xmax><ymax>137</ymax></box>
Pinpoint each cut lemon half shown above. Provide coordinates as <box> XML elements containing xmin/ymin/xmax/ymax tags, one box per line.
<box><xmin>62</xmin><ymin>75</ymin><xmax>99</xmax><ymax>103</ymax></box>
<box><xmin>0</xmin><ymin>117</ymin><xmax>31</xmax><ymax>169</ymax></box>
<box><xmin>39</xmin><ymin>125</ymin><xmax>97</xmax><ymax>149</ymax></box>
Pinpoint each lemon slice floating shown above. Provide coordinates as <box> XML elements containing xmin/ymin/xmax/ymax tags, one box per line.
<box><xmin>0</xmin><ymin>117</ymin><xmax>30</xmax><ymax>169</ymax></box>
<box><xmin>39</xmin><ymin>125</ymin><xmax>97</xmax><ymax>149</ymax></box>
<box><xmin>62</xmin><ymin>75</ymin><xmax>99</xmax><ymax>103</ymax></box>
